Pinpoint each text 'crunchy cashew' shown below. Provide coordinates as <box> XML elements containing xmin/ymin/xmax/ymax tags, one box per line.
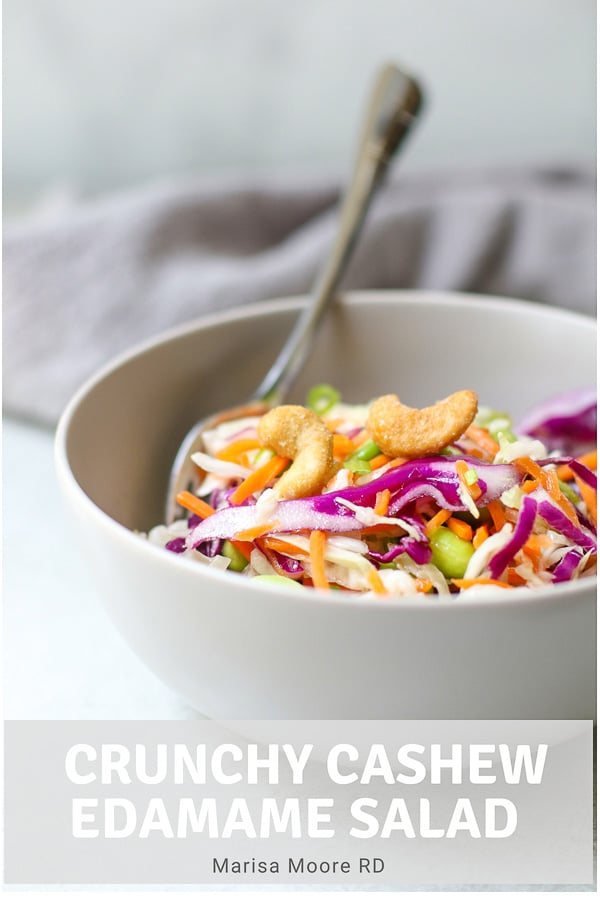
<box><xmin>257</xmin><ymin>405</ymin><xmax>336</xmax><ymax>500</ymax></box>
<box><xmin>366</xmin><ymin>390</ymin><xmax>478</xmax><ymax>458</ymax></box>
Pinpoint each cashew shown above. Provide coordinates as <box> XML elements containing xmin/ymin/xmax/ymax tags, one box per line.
<box><xmin>366</xmin><ymin>390</ymin><xmax>478</xmax><ymax>458</ymax></box>
<box><xmin>257</xmin><ymin>405</ymin><xmax>336</xmax><ymax>500</ymax></box>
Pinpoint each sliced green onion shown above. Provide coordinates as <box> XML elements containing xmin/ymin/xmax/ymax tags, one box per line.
<box><xmin>496</xmin><ymin>428</ymin><xmax>517</xmax><ymax>444</ymax></box>
<box><xmin>440</xmin><ymin>446</ymin><xmax>461</xmax><ymax>457</ymax></box>
<box><xmin>464</xmin><ymin>467</ymin><xmax>479</xmax><ymax>486</ymax></box>
<box><xmin>558</xmin><ymin>479</ymin><xmax>580</xmax><ymax>506</ymax></box>
<box><xmin>352</xmin><ymin>439</ymin><xmax>381</xmax><ymax>461</ymax></box>
<box><xmin>475</xmin><ymin>408</ymin><xmax>517</xmax><ymax>443</ymax></box>
<box><xmin>476</xmin><ymin>408</ymin><xmax>512</xmax><ymax>428</ymax></box>
<box><xmin>252</xmin><ymin>447</ymin><xmax>275</xmax><ymax>466</ymax></box>
<box><xmin>306</xmin><ymin>384</ymin><xmax>341</xmax><ymax>416</ymax></box>
<box><xmin>343</xmin><ymin>439</ymin><xmax>381</xmax><ymax>474</ymax></box>
<box><xmin>343</xmin><ymin>457</ymin><xmax>372</xmax><ymax>474</ymax></box>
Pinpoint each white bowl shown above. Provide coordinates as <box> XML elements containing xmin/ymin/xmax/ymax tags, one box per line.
<box><xmin>55</xmin><ymin>291</ymin><xmax>597</xmax><ymax>719</ymax></box>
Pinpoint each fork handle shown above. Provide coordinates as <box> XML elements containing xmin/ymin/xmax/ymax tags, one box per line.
<box><xmin>252</xmin><ymin>63</ymin><xmax>423</xmax><ymax>405</ymax></box>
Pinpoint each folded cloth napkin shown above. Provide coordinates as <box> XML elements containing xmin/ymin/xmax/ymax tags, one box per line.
<box><xmin>3</xmin><ymin>166</ymin><xmax>595</xmax><ymax>426</ymax></box>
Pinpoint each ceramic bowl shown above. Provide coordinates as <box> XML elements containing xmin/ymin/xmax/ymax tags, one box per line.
<box><xmin>55</xmin><ymin>291</ymin><xmax>596</xmax><ymax>719</ymax></box>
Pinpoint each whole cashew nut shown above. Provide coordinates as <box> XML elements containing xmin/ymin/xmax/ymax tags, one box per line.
<box><xmin>257</xmin><ymin>405</ymin><xmax>336</xmax><ymax>500</ymax></box>
<box><xmin>366</xmin><ymin>390</ymin><xmax>478</xmax><ymax>458</ymax></box>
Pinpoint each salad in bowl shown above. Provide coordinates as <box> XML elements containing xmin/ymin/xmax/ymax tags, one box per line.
<box><xmin>146</xmin><ymin>385</ymin><xmax>597</xmax><ymax>598</ymax></box>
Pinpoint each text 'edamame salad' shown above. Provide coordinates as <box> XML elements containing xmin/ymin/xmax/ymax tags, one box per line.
<box><xmin>147</xmin><ymin>386</ymin><xmax>597</xmax><ymax>597</ymax></box>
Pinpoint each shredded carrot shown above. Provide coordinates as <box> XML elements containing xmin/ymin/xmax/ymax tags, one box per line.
<box><xmin>580</xmin><ymin>450</ymin><xmax>598</xmax><ymax>469</ymax></box>
<box><xmin>473</xmin><ymin>524</ymin><xmax>490</xmax><ymax>549</ymax></box>
<box><xmin>520</xmin><ymin>534</ymin><xmax>552</xmax><ymax>568</ymax></box>
<box><xmin>456</xmin><ymin>459</ymin><xmax>483</xmax><ymax>500</ymax></box>
<box><xmin>521</xmin><ymin>479</ymin><xmax>539</xmax><ymax>494</ymax></box>
<box><xmin>514</xmin><ymin>457</ymin><xmax>578</xmax><ymax>525</ymax></box>
<box><xmin>527</xmin><ymin>533</ymin><xmax>554</xmax><ymax>550</ymax></box>
<box><xmin>542</xmin><ymin>470</ymin><xmax>580</xmax><ymax>524</ymax></box>
<box><xmin>262</xmin><ymin>535</ymin><xmax>309</xmax><ymax>556</ymax></box>
<box><xmin>425</xmin><ymin>508</ymin><xmax>452</xmax><ymax>536</ymax></box>
<box><xmin>176</xmin><ymin>491</ymin><xmax>216</xmax><ymax>519</ymax></box>
<box><xmin>556</xmin><ymin>450</ymin><xmax>597</xmax><ymax>482</ymax></box>
<box><xmin>487</xmin><ymin>499</ymin><xmax>506</xmax><ymax>532</ymax></box>
<box><xmin>215</xmin><ymin>438</ymin><xmax>261</xmax><ymax>462</ymax></box>
<box><xmin>464</xmin><ymin>425</ymin><xmax>500</xmax><ymax>460</ymax></box>
<box><xmin>387</xmin><ymin>457</ymin><xmax>409</xmax><ymax>468</ymax></box>
<box><xmin>555</xmin><ymin>464</ymin><xmax>572</xmax><ymax>482</ymax></box>
<box><xmin>360</xmin><ymin>524</ymin><xmax>405</xmax><ymax>535</ymax></box>
<box><xmin>332</xmin><ymin>433</ymin><xmax>356</xmax><ymax>459</ymax></box>
<box><xmin>374</xmin><ymin>489</ymin><xmax>391</xmax><ymax>517</ymax></box>
<box><xmin>452</xmin><ymin>578</ymin><xmax>511</xmax><ymax>590</ymax></box>
<box><xmin>229</xmin><ymin>455</ymin><xmax>289</xmax><ymax>505</ymax></box>
<box><xmin>574</xmin><ymin>476</ymin><xmax>597</xmax><ymax>526</ymax></box>
<box><xmin>324</xmin><ymin>418</ymin><xmax>345</xmax><ymax>433</ymax></box>
<box><xmin>414</xmin><ymin>578</ymin><xmax>433</xmax><ymax>593</ymax></box>
<box><xmin>521</xmin><ymin>541</ymin><xmax>541</xmax><ymax>567</ymax></box>
<box><xmin>514</xmin><ymin>456</ymin><xmax>543</xmax><ymax>480</ymax></box>
<box><xmin>309</xmin><ymin>530</ymin><xmax>329</xmax><ymax>590</ymax></box>
<box><xmin>370</xmin><ymin>454</ymin><xmax>391</xmax><ymax>470</ymax></box>
<box><xmin>520</xmin><ymin>534</ymin><xmax>553</xmax><ymax>569</ymax></box>
<box><xmin>507</xmin><ymin>567</ymin><xmax>527</xmax><ymax>587</ymax></box>
<box><xmin>234</xmin><ymin>522</ymin><xmax>278</xmax><ymax>542</ymax></box>
<box><xmin>367</xmin><ymin>566</ymin><xmax>387</xmax><ymax>594</ymax></box>
<box><xmin>447</xmin><ymin>517</ymin><xmax>474</xmax><ymax>542</ymax></box>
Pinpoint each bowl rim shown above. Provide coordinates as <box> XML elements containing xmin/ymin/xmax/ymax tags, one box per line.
<box><xmin>55</xmin><ymin>289</ymin><xmax>597</xmax><ymax>612</ymax></box>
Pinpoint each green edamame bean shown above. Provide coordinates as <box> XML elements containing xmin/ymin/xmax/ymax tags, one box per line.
<box><xmin>222</xmin><ymin>541</ymin><xmax>249</xmax><ymax>573</ymax></box>
<box><xmin>429</xmin><ymin>526</ymin><xmax>474</xmax><ymax>579</ymax></box>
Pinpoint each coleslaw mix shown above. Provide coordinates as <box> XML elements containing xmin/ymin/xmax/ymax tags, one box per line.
<box><xmin>147</xmin><ymin>387</ymin><xmax>597</xmax><ymax>597</ymax></box>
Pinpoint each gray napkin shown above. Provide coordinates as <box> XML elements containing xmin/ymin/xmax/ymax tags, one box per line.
<box><xmin>3</xmin><ymin>166</ymin><xmax>595</xmax><ymax>426</ymax></box>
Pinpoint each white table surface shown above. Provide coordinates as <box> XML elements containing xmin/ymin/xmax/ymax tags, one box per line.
<box><xmin>3</xmin><ymin>416</ymin><xmax>201</xmax><ymax>720</ymax></box>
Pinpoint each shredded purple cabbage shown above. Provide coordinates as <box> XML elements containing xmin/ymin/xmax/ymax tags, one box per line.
<box><xmin>530</xmin><ymin>487</ymin><xmax>597</xmax><ymax>552</ymax></box>
<box><xmin>269</xmin><ymin>551</ymin><xmax>304</xmax><ymax>576</ymax></box>
<box><xmin>165</xmin><ymin>537</ymin><xmax>187</xmax><ymax>554</ymax></box>
<box><xmin>488</xmin><ymin>495</ymin><xmax>537</xmax><ymax>580</ymax></box>
<box><xmin>518</xmin><ymin>389</ymin><xmax>597</xmax><ymax>454</ymax></box>
<box><xmin>369</xmin><ymin>538</ymin><xmax>432</xmax><ymax>566</ymax></box>
<box><xmin>187</xmin><ymin>456</ymin><xmax>521</xmax><ymax>548</ymax></box>
<box><xmin>196</xmin><ymin>537</ymin><xmax>223</xmax><ymax>558</ymax></box>
<box><xmin>552</xmin><ymin>548</ymin><xmax>586</xmax><ymax>583</ymax></box>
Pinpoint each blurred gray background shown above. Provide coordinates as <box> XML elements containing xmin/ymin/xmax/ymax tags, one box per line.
<box><xmin>4</xmin><ymin>0</ymin><xmax>596</xmax><ymax>213</ymax></box>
